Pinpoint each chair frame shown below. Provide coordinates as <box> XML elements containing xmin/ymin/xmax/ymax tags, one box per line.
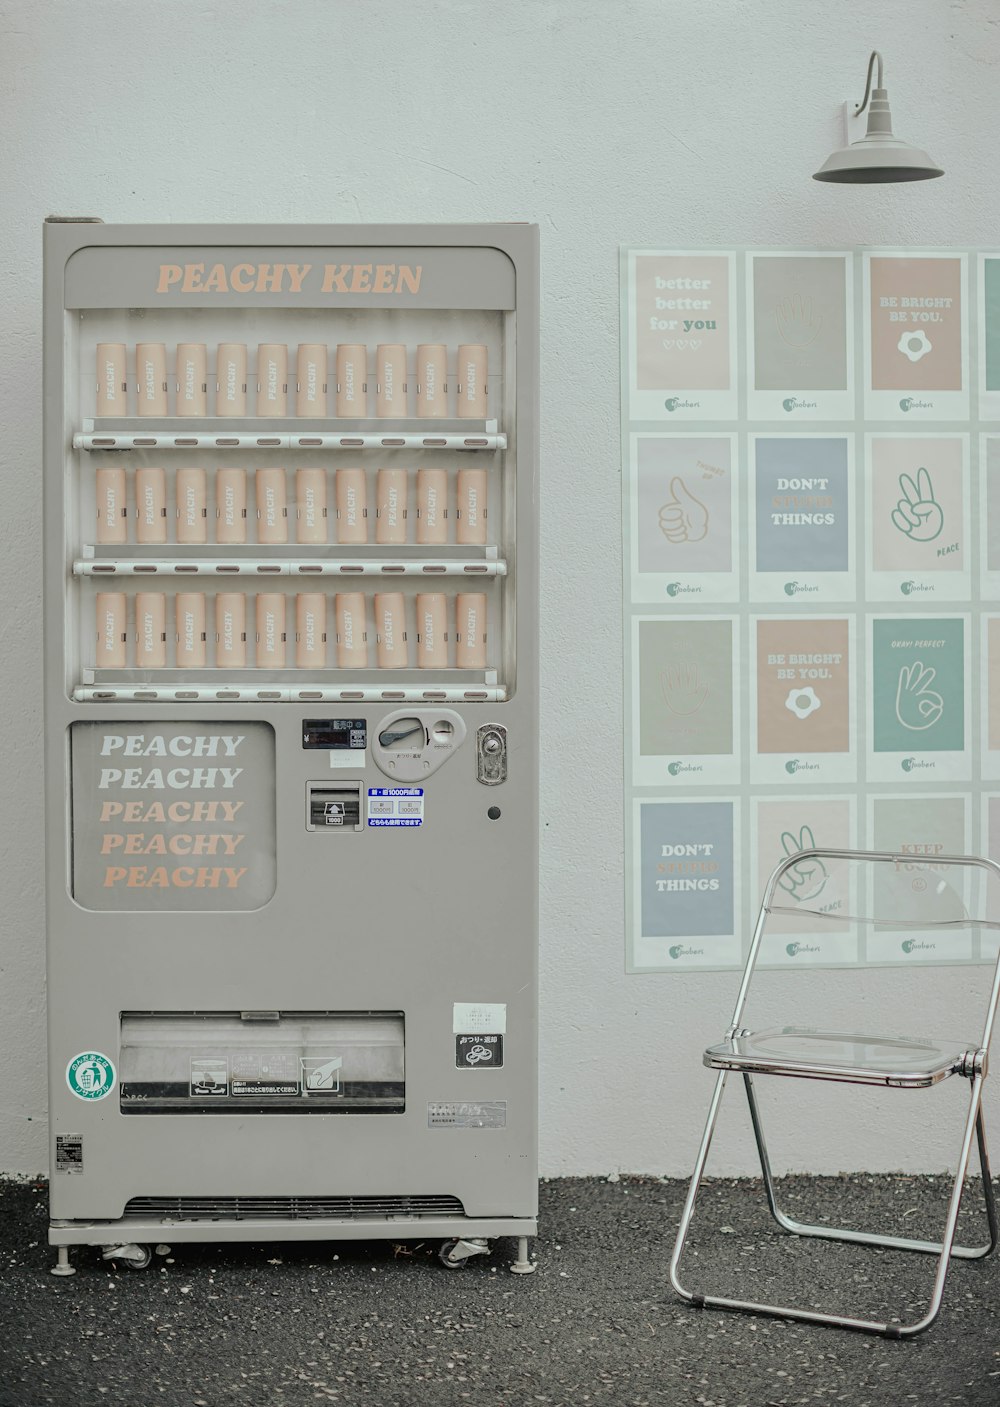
<box><xmin>670</xmin><ymin>847</ymin><xmax>1000</xmax><ymax>1338</ymax></box>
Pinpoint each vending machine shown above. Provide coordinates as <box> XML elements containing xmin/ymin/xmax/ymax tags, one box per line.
<box><xmin>42</xmin><ymin>220</ymin><xmax>539</xmax><ymax>1275</ymax></box>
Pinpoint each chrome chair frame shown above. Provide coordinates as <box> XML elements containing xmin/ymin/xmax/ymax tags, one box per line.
<box><xmin>670</xmin><ymin>847</ymin><xmax>1000</xmax><ymax>1338</ymax></box>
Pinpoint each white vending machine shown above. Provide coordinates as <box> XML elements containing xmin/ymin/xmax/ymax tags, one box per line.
<box><xmin>42</xmin><ymin>220</ymin><xmax>539</xmax><ymax>1274</ymax></box>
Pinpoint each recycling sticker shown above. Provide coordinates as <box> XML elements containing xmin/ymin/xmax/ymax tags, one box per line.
<box><xmin>66</xmin><ymin>1051</ymin><xmax>116</xmax><ymax>1101</ymax></box>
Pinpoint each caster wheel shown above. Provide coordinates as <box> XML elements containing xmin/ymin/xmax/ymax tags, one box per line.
<box><xmin>439</xmin><ymin>1239</ymin><xmax>465</xmax><ymax>1269</ymax></box>
<box><xmin>120</xmin><ymin>1246</ymin><xmax>152</xmax><ymax>1270</ymax></box>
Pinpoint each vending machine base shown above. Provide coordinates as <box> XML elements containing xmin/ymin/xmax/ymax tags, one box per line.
<box><xmin>49</xmin><ymin>1223</ymin><xmax>537</xmax><ymax>1277</ymax></box>
<box><xmin>43</xmin><ymin>221</ymin><xmax>539</xmax><ymax>1278</ymax></box>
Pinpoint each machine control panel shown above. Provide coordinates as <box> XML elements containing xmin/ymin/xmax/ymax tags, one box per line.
<box><xmin>371</xmin><ymin>709</ymin><xmax>467</xmax><ymax>783</ymax></box>
<box><xmin>476</xmin><ymin>724</ymin><xmax>508</xmax><ymax>786</ymax></box>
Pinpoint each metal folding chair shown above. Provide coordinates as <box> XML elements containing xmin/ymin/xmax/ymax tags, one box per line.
<box><xmin>670</xmin><ymin>847</ymin><xmax>1000</xmax><ymax>1338</ymax></box>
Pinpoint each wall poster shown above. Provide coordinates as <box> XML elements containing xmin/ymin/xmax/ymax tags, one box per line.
<box><xmin>622</xmin><ymin>247</ymin><xmax>996</xmax><ymax>972</ymax></box>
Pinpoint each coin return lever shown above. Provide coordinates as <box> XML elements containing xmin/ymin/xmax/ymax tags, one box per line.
<box><xmin>371</xmin><ymin>708</ymin><xmax>467</xmax><ymax>781</ymax></box>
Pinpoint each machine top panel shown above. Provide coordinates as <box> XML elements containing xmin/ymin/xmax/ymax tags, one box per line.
<box><xmin>63</xmin><ymin>244</ymin><xmax>517</xmax><ymax>311</ymax></box>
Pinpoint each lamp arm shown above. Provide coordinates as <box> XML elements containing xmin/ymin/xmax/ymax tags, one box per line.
<box><xmin>856</xmin><ymin>50</ymin><xmax>885</xmax><ymax>115</ymax></box>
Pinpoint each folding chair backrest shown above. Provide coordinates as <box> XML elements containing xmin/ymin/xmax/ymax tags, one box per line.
<box><xmin>729</xmin><ymin>850</ymin><xmax>1000</xmax><ymax>1055</ymax></box>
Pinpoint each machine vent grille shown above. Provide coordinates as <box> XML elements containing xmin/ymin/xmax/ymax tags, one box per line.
<box><xmin>123</xmin><ymin>1194</ymin><xmax>466</xmax><ymax>1222</ymax></box>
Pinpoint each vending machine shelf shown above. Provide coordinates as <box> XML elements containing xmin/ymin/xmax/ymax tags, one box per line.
<box><xmin>75</xmin><ymin>556</ymin><xmax>507</xmax><ymax>579</ymax></box>
<box><xmin>74</xmin><ymin>418</ymin><xmax>506</xmax><ymax>453</ymax></box>
<box><xmin>74</xmin><ymin>683</ymin><xmax>506</xmax><ymax>703</ymax></box>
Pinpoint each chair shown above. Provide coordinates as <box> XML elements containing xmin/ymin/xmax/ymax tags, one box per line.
<box><xmin>670</xmin><ymin>847</ymin><xmax>1000</xmax><ymax>1338</ymax></box>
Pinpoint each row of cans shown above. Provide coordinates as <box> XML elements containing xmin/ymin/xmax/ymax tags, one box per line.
<box><xmin>94</xmin><ymin>590</ymin><xmax>488</xmax><ymax>671</ymax></box>
<box><xmin>95</xmin><ymin>342</ymin><xmax>488</xmax><ymax>418</ymax></box>
<box><xmin>94</xmin><ymin>465</ymin><xmax>488</xmax><ymax>546</ymax></box>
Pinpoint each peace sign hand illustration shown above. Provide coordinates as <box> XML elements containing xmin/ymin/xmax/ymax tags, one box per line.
<box><xmin>776</xmin><ymin>825</ymin><xmax>828</xmax><ymax>904</ymax></box>
<box><xmin>891</xmin><ymin>468</ymin><xmax>944</xmax><ymax>543</ymax></box>
<box><xmin>895</xmin><ymin>661</ymin><xmax>944</xmax><ymax>731</ymax></box>
<box><xmin>659</xmin><ymin>476</ymin><xmax>709</xmax><ymax>544</ymax></box>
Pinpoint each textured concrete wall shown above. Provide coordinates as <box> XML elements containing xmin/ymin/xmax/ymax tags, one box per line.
<box><xmin>1</xmin><ymin>0</ymin><xmax>997</xmax><ymax>1176</ymax></box>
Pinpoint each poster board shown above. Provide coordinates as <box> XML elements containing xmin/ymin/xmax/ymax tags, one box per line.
<box><xmin>621</xmin><ymin>248</ymin><xmax>1000</xmax><ymax>972</ymax></box>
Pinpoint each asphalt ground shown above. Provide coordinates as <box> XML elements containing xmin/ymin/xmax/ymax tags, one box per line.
<box><xmin>1</xmin><ymin>1173</ymin><xmax>998</xmax><ymax>1406</ymax></box>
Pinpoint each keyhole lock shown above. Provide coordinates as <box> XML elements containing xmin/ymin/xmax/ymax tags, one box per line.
<box><xmin>476</xmin><ymin>724</ymin><xmax>507</xmax><ymax>786</ymax></box>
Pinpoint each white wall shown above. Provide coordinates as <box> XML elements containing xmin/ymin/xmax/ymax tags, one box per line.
<box><xmin>2</xmin><ymin>0</ymin><xmax>998</xmax><ymax>1178</ymax></box>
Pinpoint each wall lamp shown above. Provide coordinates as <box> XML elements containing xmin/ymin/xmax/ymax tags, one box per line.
<box><xmin>813</xmin><ymin>50</ymin><xmax>943</xmax><ymax>183</ymax></box>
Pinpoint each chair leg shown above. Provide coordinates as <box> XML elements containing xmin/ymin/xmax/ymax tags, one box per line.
<box><xmin>900</xmin><ymin>1076</ymin><xmax>988</xmax><ymax>1336</ymax></box>
<box><xmin>743</xmin><ymin>1073</ymin><xmax>997</xmax><ymax>1261</ymax></box>
<box><xmin>669</xmin><ymin>1070</ymin><xmax>729</xmax><ymax>1303</ymax></box>
<box><xmin>672</xmin><ymin>1074</ymin><xmax>993</xmax><ymax>1336</ymax></box>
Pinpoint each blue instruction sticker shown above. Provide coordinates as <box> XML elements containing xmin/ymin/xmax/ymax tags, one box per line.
<box><xmin>368</xmin><ymin>787</ymin><xmax>425</xmax><ymax>827</ymax></box>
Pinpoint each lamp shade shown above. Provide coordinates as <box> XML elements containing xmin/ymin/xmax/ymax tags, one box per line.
<box><xmin>813</xmin><ymin>136</ymin><xmax>944</xmax><ymax>184</ymax></box>
<box><xmin>813</xmin><ymin>73</ymin><xmax>944</xmax><ymax>184</ymax></box>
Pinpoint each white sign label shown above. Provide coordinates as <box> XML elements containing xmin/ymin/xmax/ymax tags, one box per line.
<box><xmin>368</xmin><ymin>787</ymin><xmax>424</xmax><ymax>827</ymax></box>
<box><xmin>453</xmin><ymin>1002</ymin><xmax>507</xmax><ymax>1035</ymax></box>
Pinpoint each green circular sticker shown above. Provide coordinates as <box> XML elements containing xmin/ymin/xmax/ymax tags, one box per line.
<box><xmin>66</xmin><ymin>1052</ymin><xmax>115</xmax><ymax>1101</ymax></box>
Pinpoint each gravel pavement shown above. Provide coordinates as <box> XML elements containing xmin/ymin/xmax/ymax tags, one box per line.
<box><xmin>1</xmin><ymin>1174</ymin><xmax>998</xmax><ymax>1406</ymax></box>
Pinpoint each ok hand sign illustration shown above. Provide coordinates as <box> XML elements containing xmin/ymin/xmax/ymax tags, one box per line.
<box><xmin>891</xmin><ymin>468</ymin><xmax>943</xmax><ymax>543</ymax></box>
<box><xmin>895</xmin><ymin>661</ymin><xmax>944</xmax><ymax>731</ymax></box>
<box><xmin>776</xmin><ymin>825</ymin><xmax>828</xmax><ymax>905</ymax></box>
<box><xmin>659</xmin><ymin>476</ymin><xmax>709</xmax><ymax>544</ymax></box>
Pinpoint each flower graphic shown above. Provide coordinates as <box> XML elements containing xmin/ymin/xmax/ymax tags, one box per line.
<box><xmin>897</xmin><ymin>329</ymin><xmax>932</xmax><ymax>363</ymax></box>
<box><xmin>784</xmin><ymin>685</ymin><xmax>822</xmax><ymax>721</ymax></box>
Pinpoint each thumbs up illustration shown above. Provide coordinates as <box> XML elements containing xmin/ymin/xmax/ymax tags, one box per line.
<box><xmin>659</xmin><ymin>476</ymin><xmax>709</xmax><ymax>544</ymax></box>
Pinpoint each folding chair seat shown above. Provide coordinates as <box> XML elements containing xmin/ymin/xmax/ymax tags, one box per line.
<box><xmin>670</xmin><ymin>848</ymin><xmax>1000</xmax><ymax>1339</ymax></box>
<box><xmin>704</xmin><ymin>1027</ymin><xmax>975</xmax><ymax>1088</ymax></box>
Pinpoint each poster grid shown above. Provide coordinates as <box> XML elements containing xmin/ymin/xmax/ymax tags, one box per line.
<box><xmin>622</xmin><ymin>247</ymin><xmax>993</xmax><ymax>973</ymax></box>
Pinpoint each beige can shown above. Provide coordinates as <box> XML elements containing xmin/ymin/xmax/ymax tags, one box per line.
<box><xmin>136</xmin><ymin>343</ymin><xmax>168</xmax><ymax>417</ymax></box>
<box><xmin>216</xmin><ymin>343</ymin><xmax>247</xmax><ymax>416</ymax></box>
<box><xmin>96</xmin><ymin>343</ymin><xmax>128</xmax><ymax>416</ymax></box>
<box><xmin>135</xmin><ymin>591</ymin><xmax>167</xmax><ymax>668</ymax></box>
<box><xmin>375</xmin><ymin>468</ymin><xmax>408</xmax><ymax>545</ymax></box>
<box><xmin>456</xmin><ymin>468</ymin><xmax>488</xmax><ymax>545</ymax></box>
<box><xmin>256</xmin><ymin>593</ymin><xmax>287</xmax><ymax>668</ymax></box>
<box><xmin>416</xmin><ymin>468</ymin><xmax>449</xmax><ymax>545</ymax></box>
<box><xmin>216</xmin><ymin>467</ymin><xmax>248</xmax><ymax>545</ymax></box>
<box><xmin>256</xmin><ymin>343</ymin><xmax>288</xmax><ymax>416</ymax></box>
<box><xmin>375</xmin><ymin>343</ymin><xmax>408</xmax><ymax>416</ymax></box>
<box><xmin>456</xmin><ymin>344</ymin><xmax>488</xmax><ymax>417</ymax></box>
<box><xmin>295</xmin><ymin>592</ymin><xmax>327</xmax><ymax>668</ymax></box>
<box><xmin>416</xmin><ymin>344</ymin><xmax>448</xmax><ymax>417</ymax></box>
<box><xmin>95</xmin><ymin>592</ymin><xmax>127</xmax><ymax>668</ymax></box>
<box><xmin>296</xmin><ymin>468</ymin><xmax>328</xmax><ymax>544</ymax></box>
<box><xmin>256</xmin><ymin>468</ymin><xmax>288</xmax><ymax>544</ymax></box>
<box><xmin>135</xmin><ymin>467</ymin><xmax>167</xmax><ymax>544</ymax></box>
<box><xmin>176</xmin><ymin>343</ymin><xmax>208</xmax><ymax>416</ymax></box>
<box><xmin>175</xmin><ymin>591</ymin><xmax>207</xmax><ymax>667</ymax></box>
<box><xmin>176</xmin><ymin>468</ymin><xmax>208</xmax><ymax>545</ymax></box>
<box><xmin>415</xmin><ymin>592</ymin><xmax>448</xmax><ymax>669</ymax></box>
<box><xmin>296</xmin><ymin>343</ymin><xmax>328</xmax><ymax>416</ymax></box>
<box><xmin>374</xmin><ymin>592</ymin><xmax>407</xmax><ymax>668</ymax></box>
<box><xmin>95</xmin><ymin>467</ymin><xmax>128</xmax><ymax>544</ymax></box>
<box><xmin>215</xmin><ymin>592</ymin><xmax>247</xmax><ymax>667</ymax></box>
<box><xmin>335</xmin><ymin>592</ymin><xmax>368</xmax><ymax>668</ymax></box>
<box><xmin>455</xmin><ymin>592</ymin><xmax>488</xmax><ymax>668</ymax></box>
<box><xmin>335</xmin><ymin>343</ymin><xmax>367</xmax><ymax>416</ymax></box>
<box><xmin>336</xmin><ymin>468</ymin><xmax>368</xmax><ymax>544</ymax></box>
